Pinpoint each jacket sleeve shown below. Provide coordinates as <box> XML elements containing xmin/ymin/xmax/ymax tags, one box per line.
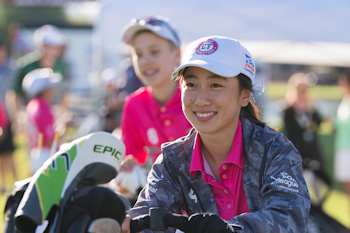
<box><xmin>232</xmin><ymin>137</ymin><xmax>311</xmax><ymax>233</ymax></box>
<box><xmin>128</xmin><ymin>154</ymin><xmax>183</xmax><ymax>233</ymax></box>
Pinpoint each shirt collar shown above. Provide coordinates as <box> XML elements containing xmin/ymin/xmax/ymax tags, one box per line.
<box><xmin>189</xmin><ymin>120</ymin><xmax>245</xmax><ymax>177</ymax></box>
<box><xmin>189</xmin><ymin>132</ymin><xmax>203</xmax><ymax>177</ymax></box>
<box><xmin>225</xmin><ymin>120</ymin><xmax>244</xmax><ymax>168</ymax></box>
<box><xmin>149</xmin><ymin>85</ymin><xmax>181</xmax><ymax>112</ymax></box>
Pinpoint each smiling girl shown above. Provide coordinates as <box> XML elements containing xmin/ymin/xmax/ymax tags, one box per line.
<box><xmin>122</xmin><ymin>35</ymin><xmax>311</xmax><ymax>233</ymax></box>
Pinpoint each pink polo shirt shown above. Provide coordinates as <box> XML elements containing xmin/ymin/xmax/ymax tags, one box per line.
<box><xmin>26</xmin><ymin>98</ymin><xmax>55</xmax><ymax>149</ymax></box>
<box><xmin>0</xmin><ymin>100</ymin><xmax>8</xmax><ymax>128</ymax></box>
<box><xmin>189</xmin><ymin>120</ymin><xmax>249</xmax><ymax>220</ymax></box>
<box><xmin>121</xmin><ymin>86</ymin><xmax>192</xmax><ymax>165</ymax></box>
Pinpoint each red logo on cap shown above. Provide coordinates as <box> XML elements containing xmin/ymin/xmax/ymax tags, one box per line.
<box><xmin>196</xmin><ymin>39</ymin><xmax>218</xmax><ymax>55</ymax></box>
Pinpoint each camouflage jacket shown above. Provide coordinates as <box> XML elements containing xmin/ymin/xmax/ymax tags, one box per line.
<box><xmin>130</xmin><ymin>118</ymin><xmax>311</xmax><ymax>233</ymax></box>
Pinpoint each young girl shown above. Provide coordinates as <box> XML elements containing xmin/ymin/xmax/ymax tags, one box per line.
<box><xmin>22</xmin><ymin>68</ymin><xmax>61</xmax><ymax>174</ymax></box>
<box><xmin>121</xmin><ymin>35</ymin><xmax>311</xmax><ymax>233</ymax></box>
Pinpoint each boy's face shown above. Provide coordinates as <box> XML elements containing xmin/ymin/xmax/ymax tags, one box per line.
<box><xmin>131</xmin><ymin>31</ymin><xmax>180</xmax><ymax>87</ymax></box>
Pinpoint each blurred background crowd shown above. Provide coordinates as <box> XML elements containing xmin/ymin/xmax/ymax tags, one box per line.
<box><xmin>0</xmin><ymin>0</ymin><xmax>350</xmax><ymax>231</ymax></box>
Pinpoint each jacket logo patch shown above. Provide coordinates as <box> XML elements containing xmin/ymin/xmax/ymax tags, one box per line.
<box><xmin>271</xmin><ymin>171</ymin><xmax>299</xmax><ymax>193</ymax></box>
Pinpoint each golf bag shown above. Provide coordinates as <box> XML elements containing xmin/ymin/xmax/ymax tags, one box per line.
<box><xmin>3</xmin><ymin>131</ymin><xmax>128</xmax><ymax>233</ymax></box>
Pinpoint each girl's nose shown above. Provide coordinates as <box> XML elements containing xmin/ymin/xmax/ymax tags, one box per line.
<box><xmin>194</xmin><ymin>88</ymin><xmax>211</xmax><ymax>106</ymax></box>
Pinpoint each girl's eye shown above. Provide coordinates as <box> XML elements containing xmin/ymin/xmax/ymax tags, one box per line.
<box><xmin>186</xmin><ymin>83</ymin><xmax>196</xmax><ymax>87</ymax></box>
<box><xmin>211</xmin><ymin>83</ymin><xmax>222</xmax><ymax>88</ymax></box>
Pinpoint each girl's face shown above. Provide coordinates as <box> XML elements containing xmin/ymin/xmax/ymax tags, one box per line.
<box><xmin>181</xmin><ymin>67</ymin><xmax>250</xmax><ymax>136</ymax></box>
<box><xmin>131</xmin><ymin>32</ymin><xmax>180</xmax><ymax>88</ymax></box>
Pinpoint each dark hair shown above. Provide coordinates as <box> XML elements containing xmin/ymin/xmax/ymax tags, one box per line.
<box><xmin>237</xmin><ymin>73</ymin><xmax>265</xmax><ymax>127</ymax></box>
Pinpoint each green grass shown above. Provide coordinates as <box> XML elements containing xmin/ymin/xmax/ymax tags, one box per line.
<box><xmin>324</xmin><ymin>190</ymin><xmax>350</xmax><ymax>228</ymax></box>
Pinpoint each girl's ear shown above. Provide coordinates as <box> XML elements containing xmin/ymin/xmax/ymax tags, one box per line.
<box><xmin>241</xmin><ymin>89</ymin><xmax>251</xmax><ymax>107</ymax></box>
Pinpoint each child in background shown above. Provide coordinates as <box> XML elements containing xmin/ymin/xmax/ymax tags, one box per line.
<box><xmin>10</xmin><ymin>24</ymin><xmax>69</xmax><ymax>135</ymax></box>
<box><xmin>119</xmin><ymin>16</ymin><xmax>192</xmax><ymax>170</ymax></box>
<box><xmin>116</xmin><ymin>15</ymin><xmax>192</xmax><ymax>201</ymax></box>
<box><xmin>22</xmin><ymin>68</ymin><xmax>61</xmax><ymax>174</ymax></box>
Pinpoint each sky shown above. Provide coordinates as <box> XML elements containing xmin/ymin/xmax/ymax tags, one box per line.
<box><xmin>94</xmin><ymin>0</ymin><xmax>350</xmax><ymax>52</ymax></box>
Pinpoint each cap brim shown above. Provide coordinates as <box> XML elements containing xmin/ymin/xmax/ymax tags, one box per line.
<box><xmin>37</xmin><ymin>74</ymin><xmax>62</xmax><ymax>93</ymax></box>
<box><xmin>172</xmin><ymin>60</ymin><xmax>241</xmax><ymax>80</ymax></box>
<box><xmin>122</xmin><ymin>23</ymin><xmax>179</xmax><ymax>48</ymax></box>
<box><xmin>122</xmin><ymin>25</ymin><xmax>149</xmax><ymax>45</ymax></box>
<box><xmin>50</xmin><ymin>73</ymin><xmax>62</xmax><ymax>84</ymax></box>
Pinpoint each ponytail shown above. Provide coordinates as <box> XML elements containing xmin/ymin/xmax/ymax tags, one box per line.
<box><xmin>237</xmin><ymin>73</ymin><xmax>265</xmax><ymax>127</ymax></box>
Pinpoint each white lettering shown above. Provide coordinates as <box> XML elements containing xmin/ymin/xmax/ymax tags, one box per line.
<box><xmin>189</xmin><ymin>189</ymin><xmax>198</xmax><ymax>203</ymax></box>
<box><xmin>148</xmin><ymin>186</ymin><xmax>158</xmax><ymax>194</ymax></box>
<box><xmin>271</xmin><ymin>171</ymin><xmax>299</xmax><ymax>193</ymax></box>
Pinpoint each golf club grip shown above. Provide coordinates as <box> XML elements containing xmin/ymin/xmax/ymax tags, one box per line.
<box><xmin>163</xmin><ymin>213</ymin><xmax>189</xmax><ymax>232</ymax></box>
<box><xmin>129</xmin><ymin>213</ymin><xmax>188</xmax><ymax>232</ymax></box>
<box><xmin>130</xmin><ymin>212</ymin><xmax>236</xmax><ymax>233</ymax></box>
<box><xmin>163</xmin><ymin>214</ymin><xmax>236</xmax><ymax>233</ymax></box>
<box><xmin>130</xmin><ymin>215</ymin><xmax>150</xmax><ymax>233</ymax></box>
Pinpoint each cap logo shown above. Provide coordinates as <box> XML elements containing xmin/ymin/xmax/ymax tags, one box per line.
<box><xmin>196</xmin><ymin>39</ymin><xmax>218</xmax><ymax>55</ymax></box>
<box><xmin>244</xmin><ymin>54</ymin><xmax>255</xmax><ymax>75</ymax></box>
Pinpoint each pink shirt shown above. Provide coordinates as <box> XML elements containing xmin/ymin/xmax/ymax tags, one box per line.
<box><xmin>0</xmin><ymin>100</ymin><xmax>8</xmax><ymax>128</ymax></box>
<box><xmin>121</xmin><ymin>86</ymin><xmax>192</xmax><ymax>165</ymax></box>
<box><xmin>189</xmin><ymin>120</ymin><xmax>249</xmax><ymax>220</ymax></box>
<box><xmin>26</xmin><ymin>98</ymin><xmax>55</xmax><ymax>149</ymax></box>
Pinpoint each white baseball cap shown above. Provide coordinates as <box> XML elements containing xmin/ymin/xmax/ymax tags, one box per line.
<box><xmin>33</xmin><ymin>24</ymin><xmax>66</xmax><ymax>47</ymax></box>
<box><xmin>172</xmin><ymin>35</ymin><xmax>255</xmax><ymax>83</ymax></box>
<box><xmin>22</xmin><ymin>68</ymin><xmax>62</xmax><ymax>98</ymax></box>
<box><xmin>121</xmin><ymin>16</ymin><xmax>181</xmax><ymax>48</ymax></box>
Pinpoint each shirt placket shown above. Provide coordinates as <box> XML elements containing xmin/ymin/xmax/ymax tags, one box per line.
<box><xmin>219</xmin><ymin>164</ymin><xmax>234</xmax><ymax>218</ymax></box>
